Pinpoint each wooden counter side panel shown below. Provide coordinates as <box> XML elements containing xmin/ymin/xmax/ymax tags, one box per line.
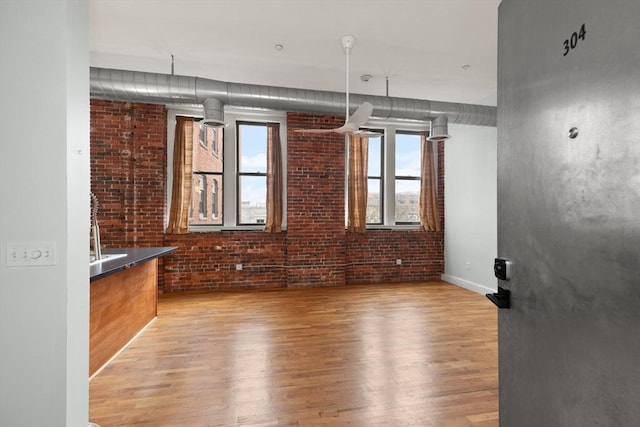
<box><xmin>90</xmin><ymin>259</ymin><xmax>157</xmax><ymax>376</ymax></box>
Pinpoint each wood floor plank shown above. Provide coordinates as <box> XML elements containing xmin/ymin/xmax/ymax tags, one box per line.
<box><xmin>89</xmin><ymin>281</ymin><xmax>498</xmax><ymax>426</ymax></box>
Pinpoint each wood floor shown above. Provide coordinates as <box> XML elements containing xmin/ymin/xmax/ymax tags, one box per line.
<box><xmin>89</xmin><ymin>282</ymin><xmax>498</xmax><ymax>426</ymax></box>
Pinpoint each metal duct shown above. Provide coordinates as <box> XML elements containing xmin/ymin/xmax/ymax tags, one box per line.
<box><xmin>90</xmin><ymin>67</ymin><xmax>496</xmax><ymax>127</ymax></box>
<box><xmin>428</xmin><ymin>115</ymin><xmax>451</xmax><ymax>141</ymax></box>
<box><xmin>202</xmin><ymin>98</ymin><xmax>225</xmax><ymax>127</ymax></box>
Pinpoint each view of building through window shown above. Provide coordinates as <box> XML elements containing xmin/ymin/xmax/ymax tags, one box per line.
<box><xmin>190</xmin><ymin>122</ymin><xmax>223</xmax><ymax>225</ymax></box>
<box><xmin>186</xmin><ymin>117</ymin><xmax>272</xmax><ymax>228</ymax></box>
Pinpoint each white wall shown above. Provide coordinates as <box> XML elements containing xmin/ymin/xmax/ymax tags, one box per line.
<box><xmin>0</xmin><ymin>1</ymin><xmax>89</xmax><ymax>426</ymax></box>
<box><xmin>442</xmin><ymin>124</ymin><xmax>497</xmax><ymax>294</ymax></box>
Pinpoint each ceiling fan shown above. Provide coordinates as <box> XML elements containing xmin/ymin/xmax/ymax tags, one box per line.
<box><xmin>296</xmin><ymin>35</ymin><xmax>377</xmax><ymax>136</ymax></box>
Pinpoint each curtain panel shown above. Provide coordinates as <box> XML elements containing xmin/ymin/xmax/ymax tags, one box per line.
<box><xmin>419</xmin><ymin>132</ymin><xmax>440</xmax><ymax>232</ymax></box>
<box><xmin>166</xmin><ymin>116</ymin><xmax>194</xmax><ymax>234</ymax></box>
<box><xmin>347</xmin><ymin>135</ymin><xmax>369</xmax><ymax>233</ymax></box>
<box><xmin>265</xmin><ymin>123</ymin><xmax>283</xmax><ymax>232</ymax></box>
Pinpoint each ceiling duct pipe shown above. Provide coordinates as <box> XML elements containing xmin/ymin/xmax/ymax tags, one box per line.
<box><xmin>90</xmin><ymin>67</ymin><xmax>496</xmax><ymax>127</ymax></box>
<box><xmin>428</xmin><ymin>115</ymin><xmax>451</xmax><ymax>141</ymax></box>
<box><xmin>202</xmin><ymin>97</ymin><xmax>225</xmax><ymax>127</ymax></box>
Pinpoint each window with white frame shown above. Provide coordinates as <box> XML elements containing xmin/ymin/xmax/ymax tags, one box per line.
<box><xmin>366</xmin><ymin>131</ymin><xmax>383</xmax><ymax>224</ymax></box>
<box><xmin>237</xmin><ymin>121</ymin><xmax>267</xmax><ymax>225</ymax></box>
<box><xmin>394</xmin><ymin>131</ymin><xmax>421</xmax><ymax>224</ymax></box>
<box><xmin>348</xmin><ymin>123</ymin><xmax>429</xmax><ymax>228</ymax></box>
<box><xmin>167</xmin><ymin>107</ymin><xmax>287</xmax><ymax>230</ymax></box>
<box><xmin>191</xmin><ymin>123</ymin><xmax>222</xmax><ymax>225</ymax></box>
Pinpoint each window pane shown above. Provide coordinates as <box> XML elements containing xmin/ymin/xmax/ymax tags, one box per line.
<box><xmin>210</xmin><ymin>177</ymin><xmax>222</xmax><ymax>225</ymax></box>
<box><xmin>190</xmin><ymin>121</ymin><xmax>224</xmax><ymax>226</ymax></box>
<box><xmin>367</xmin><ymin>178</ymin><xmax>382</xmax><ymax>224</ymax></box>
<box><xmin>210</xmin><ymin>127</ymin><xmax>220</xmax><ymax>156</ymax></box>
<box><xmin>238</xmin><ymin>175</ymin><xmax>266</xmax><ymax>224</ymax></box>
<box><xmin>199</xmin><ymin>125</ymin><xmax>207</xmax><ymax>147</ymax></box>
<box><xmin>238</xmin><ymin>123</ymin><xmax>267</xmax><ymax>173</ymax></box>
<box><xmin>198</xmin><ymin>175</ymin><xmax>206</xmax><ymax>219</ymax></box>
<box><xmin>395</xmin><ymin>179</ymin><xmax>420</xmax><ymax>223</ymax></box>
<box><xmin>368</xmin><ymin>135</ymin><xmax>382</xmax><ymax>176</ymax></box>
<box><xmin>396</xmin><ymin>133</ymin><xmax>421</xmax><ymax>177</ymax></box>
<box><xmin>190</xmin><ymin>174</ymin><xmax>223</xmax><ymax>225</ymax></box>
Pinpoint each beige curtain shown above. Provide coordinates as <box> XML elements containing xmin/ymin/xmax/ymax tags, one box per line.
<box><xmin>265</xmin><ymin>123</ymin><xmax>283</xmax><ymax>232</ymax></box>
<box><xmin>419</xmin><ymin>132</ymin><xmax>440</xmax><ymax>232</ymax></box>
<box><xmin>347</xmin><ymin>135</ymin><xmax>369</xmax><ymax>233</ymax></box>
<box><xmin>167</xmin><ymin>117</ymin><xmax>194</xmax><ymax>234</ymax></box>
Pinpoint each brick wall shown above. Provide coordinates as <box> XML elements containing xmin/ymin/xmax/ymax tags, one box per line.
<box><xmin>90</xmin><ymin>100</ymin><xmax>166</xmax><ymax>248</ymax></box>
<box><xmin>163</xmin><ymin>232</ymin><xmax>287</xmax><ymax>291</ymax></box>
<box><xmin>286</xmin><ymin>113</ymin><xmax>347</xmax><ymax>287</ymax></box>
<box><xmin>90</xmin><ymin>100</ymin><xmax>445</xmax><ymax>292</ymax></box>
<box><xmin>345</xmin><ymin>141</ymin><xmax>445</xmax><ymax>283</ymax></box>
<box><xmin>90</xmin><ymin>100</ymin><xmax>167</xmax><ymax>286</ymax></box>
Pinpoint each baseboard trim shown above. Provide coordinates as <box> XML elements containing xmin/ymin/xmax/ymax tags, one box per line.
<box><xmin>441</xmin><ymin>274</ymin><xmax>496</xmax><ymax>295</ymax></box>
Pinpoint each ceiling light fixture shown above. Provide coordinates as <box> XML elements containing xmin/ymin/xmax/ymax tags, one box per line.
<box><xmin>274</xmin><ymin>44</ymin><xmax>284</xmax><ymax>51</ymax></box>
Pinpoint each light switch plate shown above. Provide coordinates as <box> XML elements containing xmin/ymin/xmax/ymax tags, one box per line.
<box><xmin>6</xmin><ymin>241</ymin><xmax>57</xmax><ymax>267</ymax></box>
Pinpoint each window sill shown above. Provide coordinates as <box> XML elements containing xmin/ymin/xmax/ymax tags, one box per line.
<box><xmin>364</xmin><ymin>224</ymin><xmax>422</xmax><ymax>231</ymax></box>
<box><xmin>187</xmin><ymin>225</ymin><xmax>287</xmax><ymax>233</ymax></box>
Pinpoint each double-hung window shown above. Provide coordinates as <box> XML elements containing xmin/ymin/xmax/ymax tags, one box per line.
<box><xmin>167</xmin><ymin>107</ymin><xmax>286</xmax><ymax>231</ymax></box>
<box><xmin>366</xmin><ymin>131</ymin><xmax>383</xmax><ymax>224</ymax></box>
<box><xmin>347</xmin><ymin>122</ymin><xmax>430</xmax><ymax>228</ymax></box>
<box><xmin>394</xmin><ymin>131</ymin><xmax>421</xmax><ymax>224</ymax></box>
<box><xmin>237</xmin><ymin>121</ymin><xmax>267</xmax><ymax>225</ymax></box>
<box><xmin>191</xmin><ymin>123</ymin><xmax>222</xmax><ymax>225</ymax></box>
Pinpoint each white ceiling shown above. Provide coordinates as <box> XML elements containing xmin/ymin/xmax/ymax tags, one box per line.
<box><xmin>89</xmin><ymin>0</ymin><xmax>500</xmax><ymax>106</ymax></box>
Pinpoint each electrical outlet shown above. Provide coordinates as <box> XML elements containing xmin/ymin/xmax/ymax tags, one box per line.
<box><xmin>235</xmin><ymin>263</ymin><xmax>243</xmax><ymax>271</ymax></box>
<box><xmin>396</xmin><ymin>259</ymin><xmax>402</xmax><ymax>265</ymax></box>
<box><xmin>7</xmin><ymin>241</ymin><xmax>57</xmax><ymax>267</ymax></box>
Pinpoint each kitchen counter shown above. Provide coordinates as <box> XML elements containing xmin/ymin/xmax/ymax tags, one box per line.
<box><xmin>90</xmin><ymin>246</ymin><xmax>177</xmax><ymax>282</ymax></box>
<box><xmin>89</xmin><ymin>246</ymin><xmax>176</xmax><ymax>377</ymax></box>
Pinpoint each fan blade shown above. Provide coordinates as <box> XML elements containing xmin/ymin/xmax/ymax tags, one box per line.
<box><xmin>345</xmin><ymin>102</ymin><xmax>373</xmax><ymax>128</ymax></box>
<box><xmin>294</xmin><ymin>102</ymin><xmax>373</xmax><ymax>135</ymax></box>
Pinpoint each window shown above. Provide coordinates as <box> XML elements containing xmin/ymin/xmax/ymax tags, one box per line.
<box><xmin>192</xmin><ymin>123</ymin><xmax>222</xmax><ymax>225</ymax></box>
<box><xmin>210</xmin><ymin>126</ymin><xmax>219</xmax><ymax>156</ymax></box>
<box><xmin>197</xmin><ymin>174</ymin><xmax>207</xmax><ymax>219</ymax></box>
<box><xmin>394</xmin><ymin>131</ymin><xmax>421</xmax><ymax>224</ymax></box>
<box><xmin>237</xmin><ymin>121</ymin><xmax>267</xmax><ymax>225</ymax></box>
<box><xmin>347</xmin><ymin>123</ymin><xmax>430</xmax><ymax>228</ymax></box>
<box><xmin>366</xmin><ymin>132</ymin><xmax>383</xmax><ymax>224</ymax></box>
<box><xmin>212</xmin><ymin>180</ymin><xmax>219</xmax><ymax>219</ymax></box>
<box><xmin>167</xmin><ymin>107</ymin><xmax>286</xmax><ymax>230</ymax></box>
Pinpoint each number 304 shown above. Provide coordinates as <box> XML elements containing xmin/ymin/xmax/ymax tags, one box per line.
<box><xmin>563</xmin><ymin>24</ymin><xmax>586</xmax><ymax>56</ymax></box>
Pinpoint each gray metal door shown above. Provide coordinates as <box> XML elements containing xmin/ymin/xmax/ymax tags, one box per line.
<box><xmin>497</xmin><ymin>0</ymin><xmax>640</xmax><ymax>425</ymax></box>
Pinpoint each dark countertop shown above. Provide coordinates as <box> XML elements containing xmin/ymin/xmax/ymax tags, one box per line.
<box><xmin>90</xmin><ymin>247</ymin><xmax>177</xmax><ymax>282</ymax></box>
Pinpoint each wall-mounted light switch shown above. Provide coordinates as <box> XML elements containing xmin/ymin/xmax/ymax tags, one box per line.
<box><xmin>6</xmin><ymin>241</ymin><xmax>57</xmax><ymax>267</ymax></box>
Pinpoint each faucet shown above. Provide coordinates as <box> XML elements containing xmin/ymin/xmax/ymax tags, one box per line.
<box><xmin>90</xmin><ymin>192</ymin><xmax>102</xmax><ymax>261</ymax></box>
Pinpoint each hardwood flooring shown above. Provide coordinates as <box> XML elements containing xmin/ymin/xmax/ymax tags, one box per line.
<box><xmin>89</xmin><ymin>282</ymin><xmax>498</xmax><ymax>426</ymax></box>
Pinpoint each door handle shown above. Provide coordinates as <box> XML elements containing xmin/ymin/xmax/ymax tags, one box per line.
<box><xmin>486</xmin><ymin>286</ymin><xmax>510</xmax><ymax>309</ymax></box>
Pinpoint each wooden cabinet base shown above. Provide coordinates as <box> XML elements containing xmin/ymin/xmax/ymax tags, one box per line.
<box><xmin>90</xmin><ymin>259</ymin><xmax>157</xmax><ymax>377</ymax></box>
